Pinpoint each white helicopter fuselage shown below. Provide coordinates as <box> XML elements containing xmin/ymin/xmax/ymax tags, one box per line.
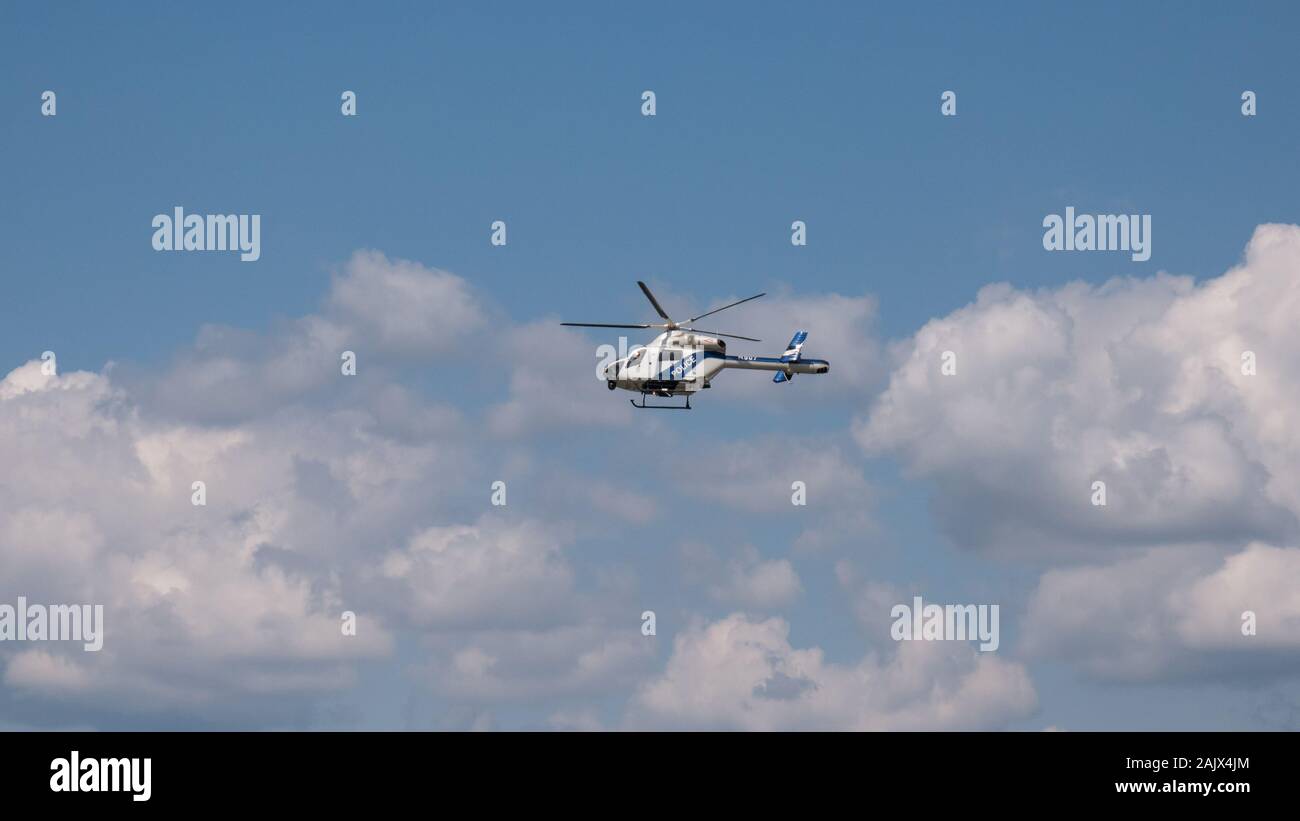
<box><xmin>602</xmin><ymin>330</ymin><xmax>829</xmax><ymax>397</ymax></box>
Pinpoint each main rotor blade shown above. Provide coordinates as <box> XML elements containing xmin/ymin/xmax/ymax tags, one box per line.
<box><xmin>560</xmin><ymin>322</ymin><xmax>656</xmax><ymax>329</ymax></box>
<box><xmin>637</xmin><ymin>281</ymin><xmax>673</xmax><ymax>322</ymax></box>
<box><xmin>686</xmin><ymin>328</ymin><xmax>762</xmax><ymax>342</ymax></box>
<box><xmin>687</xmin><ymin>292</ymin><xmax>766</xmax><ymax>324</ymax></box>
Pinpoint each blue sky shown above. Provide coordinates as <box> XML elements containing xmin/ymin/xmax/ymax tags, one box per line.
<box><xmin>2</xmin><ymin>2</ymin><xmax>1300</xmax><ymax>730</ymax></box>
<box><xmin>6</xmin><ymin>1</ymin><xmax>1298</xmax><ymax>362</ymax></box>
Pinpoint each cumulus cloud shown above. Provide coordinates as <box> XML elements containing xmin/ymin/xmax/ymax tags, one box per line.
<box><xmin>0</xmin><ymin>351</ymin><xmax>638</xmax><ymax>727</ymax></box>
<box><xmin>547</xmin><ymin>707</ymin><xmax>605</xmax><ymax>731</ymax></box>
<box><xmin>672</xmin><ymin>435</ymin><xmax>875</xmax><ymax>552</ymax></box>
<box><xmin>327</xmin><ymin>249</ymin><xmax>487</xmax><ymax>356</ymax></box>
<box><xmin>373</xmin><ymin>519</ymin><xmax>576</xmax><ymax>630</ymax></box>
<box><xmin>0</xmin><ymin>360</ymin><xmax>398</xmax><ymax>724</ymax></box>
<box><xmin>708</xmin><ymin>555</ymin><xmax>803</xmax><ymax>609</ymax></box>
<box><xmin>1023</xmin><ymin>542</ymin><xmax>1300</xmax><ymax>682</ymax></box>
<box><xmin>4</xmin><ymin>650</ymin><xmax>93</xmax><ymax>692</ymax></box>
<box><xmin>857</xmin><ymin>224</ymin><xmax>1300</xmax><ymax>555</ymax></box>
<box><xmin>858</xmin><ymin>224</ymin><xmax>1300</xmax><ymax>682</ymax></box>
<box><xmin>679</xmin><ymin>544</ymin><xmax>804</xmax><ymax>610</ymax></box>
<box><xmin>629</xmin><ymin>613</ymin><xmax>1036</xmax><ymax>730</ymax></box>
<box><xmin>485</xmin><ymin>321</ymin><xmax>635</xmax><ymax>437</ymax></box>
<box><xmin>418</xmin><ymin>623</ymin><xmax>659</xmax><ymax>704</ymax></box>
<box><xmin>137</xmin><ymin>250</ymin><xmax>488</xmax><ymax>423</ymax></box>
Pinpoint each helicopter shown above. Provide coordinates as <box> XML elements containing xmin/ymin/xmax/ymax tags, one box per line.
<box><xmin>561</xmin><ymin>281</ymin><xmax>830</xmax><ymax>409</ymax></box>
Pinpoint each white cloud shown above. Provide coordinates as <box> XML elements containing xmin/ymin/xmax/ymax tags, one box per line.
<box><xmin>1023</xmin><ymin>542</ymin><xmax>1300</xmax><ymax>681</ymax></box>
<box><xmin>0</xmin><ymin>362</ymin><xmax>398</xmax><ymax>720</ymax></box>
<box><xmin>485</xmin><ymin>321</ymin><xmax>635</xmax><ymax>437</ymax></box>
<box><xmin>0</xmin><ymin>355</ymin><xmax>618</xmax><ymax>725</ymax></box>
<box><xmin>857</xmin><ymin>224</ymin><xmax>1300</xmax><ymax>556</ymax></box>
<box><xmin>629</xmin><ymin>613</ymin><xmax>1036</xmax><ymax>730</ymax></box>
<box><xmin>138</xmin><ymin>250</ymin><xmax>486</xmax><ymax>423</ymax></box>
<box><xmin>858</xmin><ymin>224</ymin><xmax>1300</xmax><ymax>683</ymax></box>
<box><xmin>675</xmin><ymin>435</ymin><xmax>875</xmax><ymax>552</ymax></box>
<box><xmin>547</xmin><ymin>707</ymin><xmax>605</xmax><ymax>731</ymax></box>
<box><xmin>4</xmin><ymin>650</ymin><xmax>92</xmax><ymax>692</ymax></box>
<box><xmin>4</xmin><ymin>248</ymin><xmax>710</xmax><ymax>727</ymax></box>
<box><xmin>374</xmin><ymin>519</ymin><xmax>576</xmax><ymax>630</ymax></box>
<box><xmin>327</xmin><ymin>249</ymin><xmax>486</xmax><ymax>356</ymax></box>
<box><xmin>706</xmin><ymin>548</ymin><xmax>804</xmax><ymax>610</ymax></box>
<box><xmin>420</xmin><ymin>623</ymin><xmax>659</xmax><ymax>704</ymax></box>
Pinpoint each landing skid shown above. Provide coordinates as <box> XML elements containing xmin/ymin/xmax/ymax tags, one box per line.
<box><xmin>630</xmin><ymin>392</ymin><xmax>691</xmax><ymax>410</ymax></box>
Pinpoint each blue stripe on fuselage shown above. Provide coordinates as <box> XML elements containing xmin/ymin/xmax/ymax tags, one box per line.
<box><xmin>654</xmin><ymin>350</ymin><xmax>725</xmax><ymax>381</ymax></box>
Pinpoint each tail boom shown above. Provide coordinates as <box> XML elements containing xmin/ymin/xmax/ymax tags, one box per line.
<box><xmin>724</xmin><ymin>356</ymin><xmax>829</xmax><ymax>374</ymax></box>
<box><xmin>721</xmin><ymin>329</ymin><xmax>827</xmax><ymax>383</ymax></box>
